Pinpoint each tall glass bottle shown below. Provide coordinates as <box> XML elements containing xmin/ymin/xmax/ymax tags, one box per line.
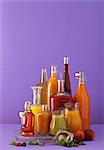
<box><xmin>21</xmin><ymin>101</ymin><xmax>35</xmax><ymax>136</ymax></box>
<box><xmin>36</xmin><ymin>68</ymin><xmax>48</xmax><ymax>105</ymax></box>
<box><xmin>64</xmin><ymin>57</ymin><xmax>72</xmax><ymax>95</ymax></box>
<box><xmin>74</xmin><ymin>72</ymin><xmax>90</xmax><ymax>130</ymax></box>
<box><xmin>31</xmin><ymin>86</ymin><xmax>42</xmax><ymax>129</ymax></box>
<box><xmin>47</xmin><ymin>65</ymin><xmax>58</xmax><ymax>111</ymax></box>
<box><xmin>50</xmin><ymin>79</ymin><xmax>72</xmax><ymax>111</ymax></box>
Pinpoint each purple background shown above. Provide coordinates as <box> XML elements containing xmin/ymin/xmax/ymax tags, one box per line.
<box><xmin>0</xmin><ymin>1</ymin><xmax>104</xmax><ymax>124</ymax></box>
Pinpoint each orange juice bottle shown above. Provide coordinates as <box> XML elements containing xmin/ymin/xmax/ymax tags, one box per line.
<box><xmin>47</xmin><ymin>65</ymin><xmax>58</xmax><ymax>111</ymax></box>
<box><xmin>74</xmin><ymin>72</ymin><xmax>90</xmax><ymax>130</ymax></box>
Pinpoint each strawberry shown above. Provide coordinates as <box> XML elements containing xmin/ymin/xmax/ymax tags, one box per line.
<box><xmin>84</xmin><ymin>129</ymin><xmax>96</xmax><ymax>141</ymax></box>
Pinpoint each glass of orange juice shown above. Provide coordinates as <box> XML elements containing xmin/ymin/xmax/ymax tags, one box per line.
<box><xmin>64</xmin><ymin>102</ymin><xmax>82</xmax><ymax>133</ymax></box>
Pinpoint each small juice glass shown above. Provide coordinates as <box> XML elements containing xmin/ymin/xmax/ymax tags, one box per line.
<box><xmin>64</xmin><ymin>102</ymin><xmax>82</xmax><ymax>133</ymax></box>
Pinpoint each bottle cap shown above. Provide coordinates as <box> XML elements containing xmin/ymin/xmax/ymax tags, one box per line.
<box><xmin>41</xmin><ymin>68</ymin><xmax>47</xmax><ymax>74</ymax></box>
<box><xmin>64</xmin><ymin>56</ymin><xmax>69</xmax><ymax>64</ymax></box>
<box><xmin>75</xmin><ymin>72</ymin><xmax>86</xmax><ymax>82</ymax></box>
<box><xmin>51</xmin><ymin>65</ymin><xmax>57</xmax><ymax>73</ymax></box>
<box><xmin>24</xmin><ymin>101</ymin><xmax>32</xmax><ymax>112</ymax></box>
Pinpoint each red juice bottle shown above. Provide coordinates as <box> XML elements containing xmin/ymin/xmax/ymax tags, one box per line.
<box><xmin>64</xmin><ymin>56</ymin><xmax>72</xmax><ymax>95</ymax></box>
<box><xmin>50</xmin><ymin>79</ymin><xmax>72</xmax><ymax>111</ymax></box>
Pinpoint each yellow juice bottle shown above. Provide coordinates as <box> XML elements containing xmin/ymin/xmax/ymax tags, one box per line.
<box><xmin>31</xmin><ymin>86</ymin><xmax>42</xmax><ymax>130</ymax></box>
<box><xmin>47</xmin><ymin>65</ymin><xmax>58</xmax><ymax>111</ymax></box>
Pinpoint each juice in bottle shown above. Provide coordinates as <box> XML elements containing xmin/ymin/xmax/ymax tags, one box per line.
<box><xmin>36</xmin><ymin>68</ymin><xmax>48</xmax><ymax>104</ymax></box>
<box><xmin>64</xmin><ymin>57</ymin><xmax>72</xmax><ymax>95</ymax></box>
<box><xmin>47</xmin><ymin>65</ymin><xmax>58</xmax><ymax>111</ymax></box>
<box><xmin>74</xmin><ymin>72</ymin><xmax>90</xmax><ymax>130</ymax></box>
<box><xmin>21</xmin><ymin>101</ymin><xmax>35</xmax><ymax>136</ymax></box>
<box><xmin>64</xmin><ymin>102</ymin><xmax>82</xmax><ymax>133</ymax></box>
<box><xmin>36</xmin><ymin>105</ymin><xmax>52</xmax><ymax>134</ymax></box>
<box><xmin>31</xmin><ymin>86</ymin><xmax>42</xmax><ymax>129</ymax></box>
<box><xmin>50</xmin><ymin>79</ymin><xmax>72</xmax><ymax>111</ymax></box>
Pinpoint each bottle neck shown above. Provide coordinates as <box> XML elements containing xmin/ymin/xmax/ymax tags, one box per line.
<box><xmin>78</xmin><ymin>77</ymin><xmax>85</xmax><ymax>85</ymax></box>
<box><xmin>24</xmin><ymin>101</ymin><xmax>32</xmax><ymax>112</ymax></box>
<box><xmin>41</xmin><ymin>73</ymin><xmax>48</xmax><ymax>83</ymax></box>
<box><xmin>50</xmin><ymin>65</ymin><xmax>57</xmax><ymax>78</ymax></box>
<box><xmin>64</xmin><ymin>64</ymin><xmax>69</xmax><ymax>74</ymax></box>
<box><xmin>58</xmin><ymin>80</ymin><xmax>64</xmax><ymax>93</ymax></box>
<box><xmin>41</xmin><ymin>105</ymin><xmax>48</xmax><ymax>111</ymax></box>
<box><xmin>25</xmin><ymin>110</ymin><xmax>31</xmax><ymax>113</ymax></box>
<box><xmin>51</xmin><ymin>72</ymin><xmax>57</xmax><ymax>78</ymax></box>
<box><xmin>32</xmin><ymin>87</ymin><xmax>42</xmax><ymax>105</ymax></box>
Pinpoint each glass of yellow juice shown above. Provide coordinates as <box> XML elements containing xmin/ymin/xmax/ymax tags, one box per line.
<box><xmin>65</xmin><ymin>102</ymin><xmax>82</xmax><ymax>133</ymax></box>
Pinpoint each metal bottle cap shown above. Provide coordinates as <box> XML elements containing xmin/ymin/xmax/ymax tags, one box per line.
<box><xmin>64</xmin><ymin>56</ymin><xmax>69</xmax><ymax>64</ymax></box>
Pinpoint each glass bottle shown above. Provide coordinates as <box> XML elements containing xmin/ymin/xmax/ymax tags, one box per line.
<box><xmin>50</xmin><ymin>110</ymin><xmax>66</xmax><ymax>136</ymax></box>
<box><xmin>47</xmin><ymin>65</ymin><xmax>58</xmax><ymax>111</ymax></box>
<box><xmin>64</xmin><ymin>56</ymin><xmax>72</xmax><ymax>95</ymax></box>
<box><xmin>31</xmin><ymin>86</ymin><xmax>42</xmax><ymax>129</ymax></box>
<box><xmin>74</xmin><ymin>72</ymin><xmax>90</xmax><ymax>130</ymax></box>
<box><xmin>36</xmin><ymin>68</ymin><xmax>48</xmax><ymax>104</ymax></box>
<box><xmin>50</xmin><ymin>79</ymin><xmax>72</xmax><ymax>111</ymax></box>
<box><xmin>36</xmin><ymin>105</ymin><xmax>52</xmax><ymax>134</ymax></box>
<box><xmin>64</xmin><ymin>102</ymin><xmax>82</xmax><ymax>133</ymax></box>
<box><xmin>21</xmin><ymin>101</ymin><xmax>35</xmax><ymax>136</ymax></box>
